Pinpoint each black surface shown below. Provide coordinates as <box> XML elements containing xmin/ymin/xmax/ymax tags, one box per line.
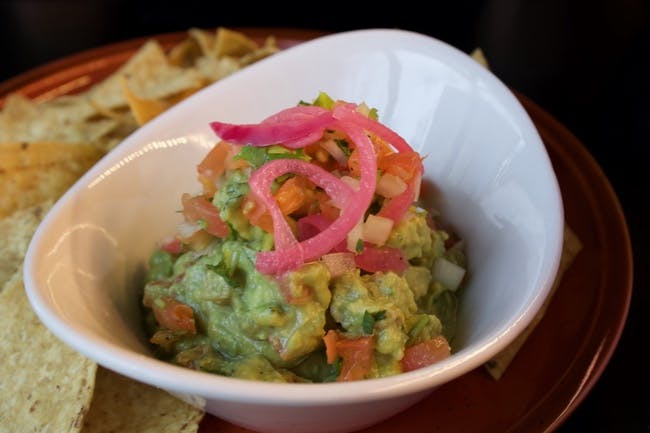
<box><xmin>1</xmin><ymin>1</ymin><xmax>648</xmax><ymax>431</ymax></box>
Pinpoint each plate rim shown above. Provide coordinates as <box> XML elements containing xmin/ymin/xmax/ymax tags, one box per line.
<box><xmin>1</xmin><ymin>28</ymin><xmax>633</xmax><ymax>433</ymax></box>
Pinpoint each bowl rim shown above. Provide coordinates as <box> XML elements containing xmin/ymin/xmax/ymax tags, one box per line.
<box><xmin>23</xmin><ymin>27</ymin><xmax>564</xmax><ymax>405</ymax></box>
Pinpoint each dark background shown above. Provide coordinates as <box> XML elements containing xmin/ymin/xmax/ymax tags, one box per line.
<box><xmin>1</xmin><ymin>1</ymin><xmax>648</xmax><ymax>431</ymax></box>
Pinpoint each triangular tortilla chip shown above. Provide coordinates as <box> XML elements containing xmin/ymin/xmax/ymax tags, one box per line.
<box><xmin>214</xmin><ymin>27</ymin><xmax>259</xmax><ymax>58</ymax></box>
<box><xmin>0</xmin><ymin>141</ymin><xmax>103</xmax><ymax>218</ymax></box>
<box><xmin>82</xmin><ymin>367</ymin><xmax>204</xmax><ymax>433</ymax></box>
<box><xmin>0</xmin><ymin>271</ymin><xmax>97</xmax><ymax>432</ymax></box>
<box><xmin>89</xmin><ymin>40</ymin><xmax>204</xmax><ymax>109</ymax></box>
<box><xmin>0</xmin><ymin>200</ymin><xmax>53</xmax><ymax>290</ymax></box>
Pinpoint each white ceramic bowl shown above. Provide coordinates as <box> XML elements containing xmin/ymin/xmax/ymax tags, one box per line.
<box><xmin>24</xmin><ymin>29</ymin><xmax>563</xmax><ymax>433</ymax></box>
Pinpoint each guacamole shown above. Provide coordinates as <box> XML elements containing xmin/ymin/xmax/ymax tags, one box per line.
<box><xmin>142</xmin><ymin>96</ymin><xmax>467</xmax><ymax>382</ymax></box>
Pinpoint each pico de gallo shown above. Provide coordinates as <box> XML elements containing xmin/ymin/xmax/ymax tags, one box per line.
<box><xmin>142</xmin><ymin>93</ymin><xmax>467</xmax><ymax>382</ymax></box>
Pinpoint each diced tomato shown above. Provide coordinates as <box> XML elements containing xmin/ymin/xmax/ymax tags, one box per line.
<box><xmin>181</xmin><ymin>193</ymin><xmax>230</xmax><ymax>238</ymax></box>
<box><xmin>197</xmin><ymin>141</ymin><xmax>231</xmax><ymax>196</ymax></box>
<box><xmin>323</xmin><ymin>330</ymin><xmax>339</xmax><ymax>364</ymax></box>
<box><xmin>274</xmin><ymin>176</ymin><xmax>313</xmax><ymax>216</ymax></box>
<box><xmin>401</xmin><ymin>336</ymin><xmax>451</xmax><ymax>372</ymax></box>
<box><xmin>370</xmin><ymin>134</ymin><xmax>394</xmax><ymax>161</ymax></box>
<box><xmin>242</xmin><ymin>194</ymin><xmax>274</xmax><ymax>233</ymax></box>
<box><xmin>314</xmin><ymin>191</ymin><xmax>340</xmax><ymax>221</ymax></box>
<box><xmin>152</xmin><ymin>297</ymin><xmax>197</xmax><ymax>334</ymax></box>
<box><xmin>336</xmin><ymin>335</ymin><xmax>375</xmax><ymax>381</ymax></box>
<box><xmin>354</xmin><ymin>245</ymin><xmax>408</xmax><ymax>273</ymax></box>
<box><xmin>160</xmin><ymin>236</ymin><xmax>183</xmax><ymax>255</ymax></box>
<box><xmin>243</xmin><ymin>177</ymin><xmax>316</xmax><ymax>233</ymax></box>
<box><xmin>378</xmin><ymin>151</ymin><xmax>422</xmax><ymax>182</ymax></box>
<box><xmin>347</xmin><ymin>134</ymin><xmax>394</xmax><ymax>178</ymax></box>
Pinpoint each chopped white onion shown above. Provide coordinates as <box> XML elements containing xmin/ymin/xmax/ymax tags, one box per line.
<box><xmin>431</xmin><ymin>257</ymin><xmax>466</xmax><ymax>291</ymax></box>
<box><xmin>340</xmin><ymin>175</ymin><xmax>360</xmax><ymax>191</ymax></box>
<box><xmin>177</xmin><ymin>221</ymin><xmax>201</xmax><ymax>238</ymax></box>
<box><xmin>346</xmin><ymin>218</ymin><xmax>364</xmax><ymax>252</ymax></box>
<box><xmin>320</xmin><ymin>138</ymin><xmax>348</xmax><ymax>165</ymax></box>
<box><xmin>361</xmin><ymin>214</ymin><xmax>394</xmax><ymax>246</ymax></box>
<box><xmin>376</xmin><ymin>173</ymin><xmax>407</xmax><ymax>198</ymax></box>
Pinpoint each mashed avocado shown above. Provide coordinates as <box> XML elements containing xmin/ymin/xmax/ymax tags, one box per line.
<box><xmin>143</xmin><ymin>204</ymin><xmax>463</xmax><ymax>382</ymax></box>
<box><xmin>142</xmin><ymin>97</ymin><xmax>467</xmax><ymax>382</ymax></box>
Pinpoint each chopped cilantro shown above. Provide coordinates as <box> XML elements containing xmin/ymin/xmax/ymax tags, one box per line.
<box><xmin>324</xmin><ymin>358</ymin><xmax>343</xmax><ymax>382</ymax></box>
<box><xmin>334</xmin><ymin>138</ymin><xmax>351</xmax><ymax>156</ymax></box>
<box><xmin>362</xmin><ymin>310</ymin><xmax>387</xmax><ymax>334</ymax></box>
<box><xmin>312</xmin><ymin>92</ymin><xmax>335</xmax><ymax>109</ymax></box>
<box><xmin>355</xmin><ymin>239</ymin><xmax>364</xmax><ymax>253</ymax></box>
<box><xmin>234</xmin><ymin>146</ymin><xmax>310</xmax><ymax>169</ymax></box>
<box><xmin>233</xmin><ymin>146</ymin><xmax>267</xmax><ymax>168</ymax></box>
<box><xmin>205</xmin><ymin>261</ymin><xmax>238</xmax><ymax>287</ymax></box>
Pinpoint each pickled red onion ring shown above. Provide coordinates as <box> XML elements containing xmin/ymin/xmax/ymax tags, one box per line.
<box><xmin>261</xmin><ymin>105</ymin><xmax>329</xmax><ymax>124</ymax></box>
<box><xmin>332</xmin><ymin>104</ymin><xmax>414</xmax><ymax>153</ymax></box>
<box><xmin>210</xmin><ymin>106</ymin><xmax>335</xmax><ymax>149</ymax></box>
<box><xmin>210</xmin><ymin>102</ymin><xmax>420</xmax><ymax>274</ymax></box>
<box><xmin>249</xmin><ymin>159</ymin><xmax>356</xmax><ymax>251</ymax></box>
<box><xmin>378</xmin><ymin>177</ymin><xmax>416</xmax><ymax>223</ymax></box>
<box><xmin>253</xmin><ymin>123</ymin><xmax>377</xmax><ymax>274</ymax></box>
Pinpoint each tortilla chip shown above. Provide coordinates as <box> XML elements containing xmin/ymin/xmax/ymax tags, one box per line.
<box><xmin>0</xmin><ymin>93</ymin><xmax>109</xmax><ymax>144</ymax></box>
<box><xmin>121</xmin><ymin>75</ymin><xmax>203</xmax><ymax>126</ymax></box>
<box><xmin>238</xmin><ymin>36</ymin><xmax>279</xmax><ymax>66</ymax></box>
<box><xmin>194</xmin><ymin>55</ymin><xmax>241</xmax><ymax>82</ymax></box>
<box><xmin>168</xmin><ymin>37</ymin><xmax>202</xmax><ymax>68</ymax></box>
<box><xmin>121</xmin><ymin>76</ymin><xmax>172</xmax><ymax>125</ymax></box>
<box><xmin>214</xmin><ymin>27</ymin><xmax>259</xmax><ymax>58</ymax></box>
<box><xmin>82</xmin><ymin>367</ymin><xmax>204</xmax><ymax>433</ymax></box>
<box><xmin>0</xmin><ymin>94</ymin><xmax>38</xmax><ymax>142</ymax></box>
<box><xmin>0</xmin><ymin>200</ymin><xmax>53</xmax><ymax>290</ymax></box>
<box><xmin>484</xmin><ymin>225</ymin><xmax>583</xmax><ymax>379</ymax></box>
<box><xmin>0</xmin><ymin>271</ymin><xmax>97</xmax><ymax>432</ymax></box>
<box><xmin>188</xmin><ymin>28</ymin><xmax>216</xmax><ymax>58</ymax></box>
<box><xmin>470</xmin><ymin>47</ymin><xmax>490</xmax><ymax>69</ymax></box>
<box><xmin>0</xmin><ymin>28</ymin><xmax>280</xmax><ymax>432</ymax></box>
<box><xmin>0</xmin><ymin>142</ymin><xmax>104</xmax><ymax>218</ymax></box>
<box><xmin>89</xmin><ymin>40</ymin><xmax>204</xmax><ymax>110</ymax></box>
<box><xmin>187</xmin><ymin>28</ymin><xmax>276</xmax><ymax>81</ymax></box>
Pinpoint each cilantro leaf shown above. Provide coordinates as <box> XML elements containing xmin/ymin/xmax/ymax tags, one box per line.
<box><xmin>234</xmin><ymin>146</ymin><xmax>310</xmax><ymax>169</ymax></box>
<box><xmin>362</xmin><ymin>310</ymin><xmax>387</xmax><ymax>334</ymax></box>
<box><xmin>355</xmin><ymin>239</ymin><xmax>364</xmax><ymax>253</ymax></box>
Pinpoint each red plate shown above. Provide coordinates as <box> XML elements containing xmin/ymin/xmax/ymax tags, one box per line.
<box><xmin>1</xmin><ymin>29</ymin><xmax>632</xmax><ymax>433</ymax></box>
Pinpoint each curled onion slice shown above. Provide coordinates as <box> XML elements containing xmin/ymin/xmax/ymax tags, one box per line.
<box><xmin>210</xmin><ymin>106</ymin><xmax>334</xmax><ymax>149</ymax></box>
<box><xmin>332</xmin><ymin>104</ymin><xmax>414</xmax><ymax>153</ymax></box>
<box><xmin>250</xmin><ymin>159</ymin><xmax>356</xmax><ymax>248</ymax></box>
<box><xmin>209</xmin><ymin>101</ymin><xmax>421</xmax><ymax>274</ymax></box>
<box><xmin>252</xmin><ymin>123</ymin><xmax>377</xmax><ymax>274</ymax></box>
